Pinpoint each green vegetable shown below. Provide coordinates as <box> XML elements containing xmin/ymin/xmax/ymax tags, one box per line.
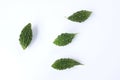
<box><xmin>19</xmin><ymin>23</ymin><xmax>32</xmax><ymax>49</ymax></box>
<box><xmin>53</xmin><ymin>33</ymin><xmax>76</xmax><ymax>46</ymax></box>
<box><xmin>68</xmin><ymin>10</ymin><xmax>92</xmax><ymax>23</ymax></box>
<box><xmin>52</xmin><ymin>58</ymin><xmax>81</xmax><ymax>70</ymax></box>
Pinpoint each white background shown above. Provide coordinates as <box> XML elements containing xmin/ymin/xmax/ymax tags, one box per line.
<box><xmin>0</xmin><ymin>0</ymin><xmax>119</xmax><ymax>80</ymax></box>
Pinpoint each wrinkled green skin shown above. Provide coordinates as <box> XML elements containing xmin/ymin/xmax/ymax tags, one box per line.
<box><xmin>52</xmin><ymin>58</ymin><xmax>81</xmax><ymax>70</ymax></box>
<box><xmin>68</xmin><ymin>10</ymin><xmax>92</xmax><ymax>23</ymax></box>
<box><xmin>19</xmin><ymin>23</ymin><xmax>32</xmax><ymax>49</ymax></box>
<box><xmin>53</xmin><ymin>33</ymin><xmax>76</xmax><ymax>46</ymax></box>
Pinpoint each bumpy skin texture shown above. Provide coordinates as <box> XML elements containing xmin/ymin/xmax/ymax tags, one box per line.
<box><xmin>53</xmin><ymin>33</ymin><xmax>76</xmax><ymax>46</ymax></box>
<box><xmin>68</xmin><ymin>10</ymin><xmax>92</xmax><ymax>23</ymax></box>
<box><xmin>19</xmin><ymin>23</ymin><xmax>32</xmax><ymax>49</ymax></box>
<box><xmin>52</xmin><ymin>58</ymin><xmax>81</xmax><ymax>70</ymax></box>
